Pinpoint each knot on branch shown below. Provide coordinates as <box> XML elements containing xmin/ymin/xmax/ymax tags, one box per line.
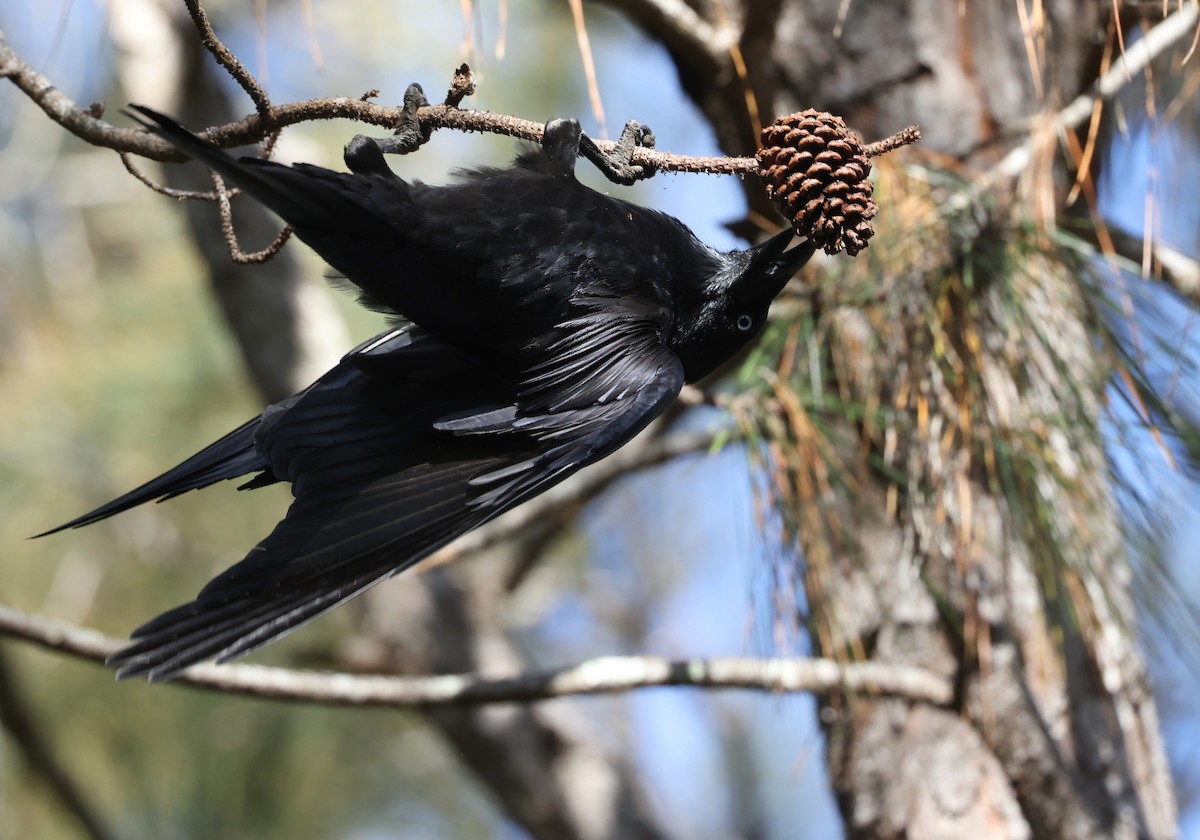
<box><xmin>445</xmin><ymin>63</ymin><xmax>476</xmax><ymax>107</ymax></box>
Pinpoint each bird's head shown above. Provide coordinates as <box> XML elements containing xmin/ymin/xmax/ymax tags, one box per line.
<box><xmin>670</xmin><ymin>229</ymin><xmax>816</xmax><ymax>381</ymax></box>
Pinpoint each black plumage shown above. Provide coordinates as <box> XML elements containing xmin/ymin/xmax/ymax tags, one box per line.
<box><xmin>40</xmin><ymin>107</ymin><xmax>815</xmax><ymax>681</ymax></box>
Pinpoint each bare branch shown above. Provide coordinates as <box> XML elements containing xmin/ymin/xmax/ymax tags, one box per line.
<box><xmin>122</xmin><ymin>152</ymin><xmax>292</xmax><ymax>263</ymax></box>
<box><xmin>119</xmin><ymin>151</ymin><xmax>235</xmax><ymax>200</ymax></box>
<box><xmin>182</xmin><ymin>0</ymin><xmax>270</xmax><ymax>117</ymax></box>
<box><xmin>211</xmin><ymin>172</ymin><xmax>293</xmax><ymax>264</ymax></box>
<box><xmin>0</xmin><ymin>27</ymin><xmax>755</xmax><ymax>174</ymax></box>
<box><xmin>865</xmin><ymin>125</ymin><xmax>922</xmax><ymax>158</ymax></box>
<box><xmin>0</xmin><ymin>603</ymin><xmax>953</xmax><ymax>707</ymax></box>
<box><xmin>0</xmin><ymin>30</ymin><xmax>142</xmax><ymax>152</ymax></box>
<box><xmin>0</xmin><ymin>27</ymin><xmax>693</xmax><ymax>168</ymax></box>
<box><xmin>2</xmin><ymin>21</ymin><xmax>921</xmax><ymax>202</ymax></box>
<box><xmin>442</xmin><ymin>63</ymin><xmax>476</xmax><ymax>108</ymax></box>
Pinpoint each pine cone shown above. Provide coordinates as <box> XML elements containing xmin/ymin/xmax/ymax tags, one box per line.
<box><xmin>757</xmin><ymin>110</ymin><xmax>878</xmax><ymax>256</ymax></box>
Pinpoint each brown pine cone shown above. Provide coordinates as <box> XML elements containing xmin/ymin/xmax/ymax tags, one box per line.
<box><xmin>757</xmin><ymin>110</ymin><xmax>878</xmax><ymax>256</ymax></box>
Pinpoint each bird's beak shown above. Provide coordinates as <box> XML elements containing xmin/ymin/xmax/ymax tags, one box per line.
<box><xmin>739</xmin><ymin>229</ymin><xmax>816</xmax><ymax>301</ymax></box>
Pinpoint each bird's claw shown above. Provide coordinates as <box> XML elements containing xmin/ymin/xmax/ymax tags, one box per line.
<box><xmin>579</xmin><ymin>119</ymin><xmax>657</xmax><ymax>185</ymax></box>
<box><xmin>542</xmin><ymin>118</ymin><xmax>583</xmax><ymax>176</ymax></box>
<box><xmin>344</xmin><ymin>83</ymin><xmax>432</xmax><ymax>173</ymax></box>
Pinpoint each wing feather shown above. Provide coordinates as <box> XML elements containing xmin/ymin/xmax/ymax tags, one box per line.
<box><xmin>107</xmin><ymin>294</ymin><xmax>684</xmax><ymax>680</ymax></box>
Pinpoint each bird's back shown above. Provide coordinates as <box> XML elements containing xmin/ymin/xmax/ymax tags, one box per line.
<box><xmin>244</xmin><ymin>148</ymin><xmax>722</xmax><ymax>363</ymax></box>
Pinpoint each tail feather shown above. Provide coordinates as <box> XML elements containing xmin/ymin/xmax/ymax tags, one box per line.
<box><xmin>125</xmin><ymin>105</ymin><xmax>393</xmax><ymax>235</ymax></box>
<box><xmin>34</xmin><ymin>417</ymin><xmax>270</xmax><ymax>537</ymax></box>
<box><xmin>107</xmin><ymin>574</ymin><xmax>389</xmax><ymax>681</ymax></box>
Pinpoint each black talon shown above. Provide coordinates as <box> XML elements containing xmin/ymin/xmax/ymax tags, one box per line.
<box><xmin>389</xmin><ymin>83</ymin><xmax>433</xmax><ymax>151</ymax></box>
<box><xmin>541</xmin><ymin>118</ymin><xmax>582</xmax><ymax>176</ymax></box>
<box><xmin>343</xmin><ymin>83</ymin><xmax>433</xmax><ymax>172</ymax></box>
<box><xmin>579</xmin><ymin>119</ymin><xmax>657</xmax><ymax>185</ymax></box>
<box><xmin>343</xmin><ymin>135</ymin><xmax>393</xmax><ymax>175</ymax></box>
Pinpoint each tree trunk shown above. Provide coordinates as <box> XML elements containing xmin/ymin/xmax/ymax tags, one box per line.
<box><xmin>602</xmin><ymin>1</ymin><xmax>1178</xmax><ymax>836</ymax></box>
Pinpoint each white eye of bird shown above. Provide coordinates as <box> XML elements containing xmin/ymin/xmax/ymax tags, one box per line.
<box><xmin>736</xmin><ymin>314</ymin><xmax>754</xmax><ymax>332</ymax></box>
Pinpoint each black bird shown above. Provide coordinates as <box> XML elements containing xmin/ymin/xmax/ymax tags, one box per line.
<box><xmin>40</xmin><ymin>106</ymin><xmax>815</xmax><ymax>681</ymax></box>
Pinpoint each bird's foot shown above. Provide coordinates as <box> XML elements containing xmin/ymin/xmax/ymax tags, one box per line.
<box><xmin>344</xmin><ymin>83</ymin><xmax>432</xmax><ymax>173</ymax></box>
<box><xmin>542</xmin><ymin>118</ymin><xmax>583</xmax><ymax>176</ymax></box>
<box><xmin>580</xmin><ymin>120</ymin><xmax>657</xmax><ymax>185</ymax></box>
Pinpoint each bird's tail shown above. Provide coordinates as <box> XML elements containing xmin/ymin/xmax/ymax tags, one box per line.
<box><xmin>125</xmin><ymin>105</ymin><xmax>393</xmax><ymax>235</ymax></box>
<box><xmin>34</xmin><ymin>417</ymin><xmax>271</xmax><ymax>537</ymax></box>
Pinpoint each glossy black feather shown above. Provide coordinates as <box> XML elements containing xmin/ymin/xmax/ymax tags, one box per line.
<box><xmin>43</xmin><ymin>109</ymin><xmax>815</xmax><ymax>680</ymax></box>
<box><xmin>33</xmin><ymin>418</ymin><xmax>267</xmax><ymax>537</ymax></box>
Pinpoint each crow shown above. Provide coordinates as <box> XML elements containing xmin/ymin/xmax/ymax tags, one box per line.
<box><xmin>39</xmin><ymin>106</ymin><xmax>815</xmax><ymax>681</ymax></box>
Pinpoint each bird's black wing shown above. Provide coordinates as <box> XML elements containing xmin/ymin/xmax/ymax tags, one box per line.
<box><xmin>109</xmin><ymin>304</ymin><xmax>683</xmax><ymax>681</ymax></box>
<box><xmin>32</xmin><ymin>417</ymin><xmax>267</xmax><ymax>537</ymax></box>
<box><xmin>438</xmin><ymin>294</ymin><xmax>683</xmax><ymax>509</ymax></box>
<box><xmin>33</xmin><ymin>327</ymin><xmax>443</xmax><ymax>537</ymax></box>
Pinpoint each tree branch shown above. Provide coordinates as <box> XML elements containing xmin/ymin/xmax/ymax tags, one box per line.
<box><xmin>0</xmin><ymin>603</ymin><xmax>953</xmax><ymax>707</ymax></box>
<box><xmin>0</xmin><ymin>26</ymin><xmax>757</xmax><ymax>174</ymax></box>
<box><xmin>3</xmin><ymin>16</ymin><xmax>916</xmax><ymax>184</ymax></box>
<box><xmin>181</xmin><ymin>0</ymin><xmax>270</xmax><ymax>117</ymax></box>
<box><xmin>210</xmin><ymin>171</ymin><xmax>295</xmax><ymax>264</ymax></box>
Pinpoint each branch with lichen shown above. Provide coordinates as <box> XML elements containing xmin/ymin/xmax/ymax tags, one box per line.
<box><xmin>0</xmin><ymin>602</ymin><xmax>952</xmax><ymax>706</ymax></box>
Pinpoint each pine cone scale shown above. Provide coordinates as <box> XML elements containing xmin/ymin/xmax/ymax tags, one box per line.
<box><xmin>757</xmin><ymin>109</ymin><xmax>879</xmax><ymax>256</ymax></box>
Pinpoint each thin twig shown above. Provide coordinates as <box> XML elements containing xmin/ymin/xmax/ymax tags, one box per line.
<box><xmin>0</xmin><ymin>603</ymin><xmax>953</xmax><ymax>706</ymax></box>
<box><xmin>443</xmin><ymin>63</ymin><xmax>476</xmax><ymax>107</ymax></box>
<box><xmin>865</xmin><ymin>126</ymin><xmax>922</xmax><ymax>157</ymax></box>
<box><xmin>119</xmin><ymin>151</ymin><xmax>238</xmax><ymax>201</ymax></box>
<box><xmin>211</xmin><ymin>171</ymin><xmax>293</xmax><ymax>263</ymax></box>
<box><xmin>125</xmin><ymin>138</ymin><xmax>291</xmax><ymax>264</ymax></box>
<box><xmin>182</xmin><ymin>0</ymin><xmax>271</xmax><ymax>117</ymax></box>
<box><xmin>1</xmin><ymin>22</ymin><xmax>914</xmax><ymax>184</ymax></box>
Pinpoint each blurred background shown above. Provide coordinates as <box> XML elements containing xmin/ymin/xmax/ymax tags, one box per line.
<box><xmin>1</xmin><ymin>1</ymin><xmax>1198</xmax><ymax>838</ymax></box>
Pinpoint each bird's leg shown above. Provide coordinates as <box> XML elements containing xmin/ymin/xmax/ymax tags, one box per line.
<box><xmin>344</xmin><ymin>83</ymin><xmax>432</xmax><ymax>174</ymax></box>
<box><xmin>579</xmin><ymin>120</ymin><xmax>657</xmax><ymax>185</ymax></box>
<box><xmin>542</xmin><ymin>118</ymin><xmax>583</xmax><ymax>176</ymax></box>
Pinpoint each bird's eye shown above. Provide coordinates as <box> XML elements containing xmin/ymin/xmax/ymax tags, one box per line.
<box><xmin>736</xmin><ymin>314</ymin><xmax>754</xmax><ymax>332</ymax></box>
